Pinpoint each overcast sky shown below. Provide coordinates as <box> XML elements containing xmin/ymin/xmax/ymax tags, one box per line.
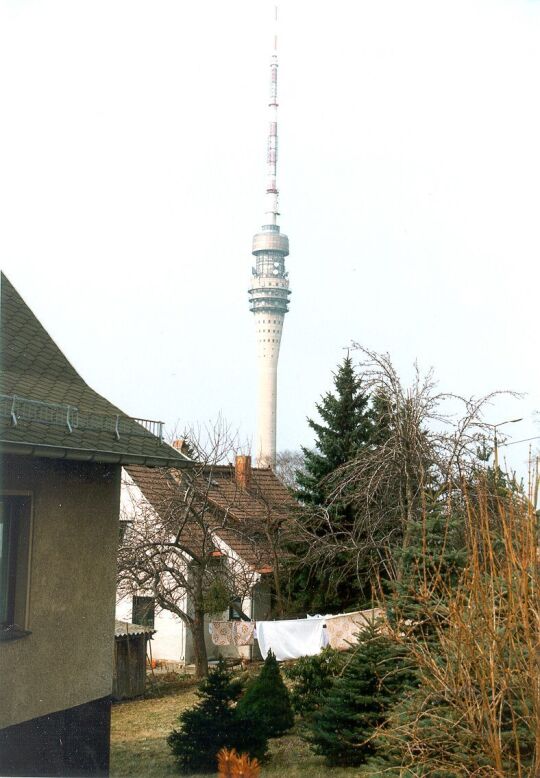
<box><xmin>1</xmin><ymin>0</ymin><xmax>538</xmax><ymax>479</ymax></box>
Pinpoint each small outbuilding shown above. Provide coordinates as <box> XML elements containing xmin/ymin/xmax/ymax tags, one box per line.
<box><xmin>113</xmin><ymin>620</ymin><xmax>155</xmax><ymax>700</ymax></box>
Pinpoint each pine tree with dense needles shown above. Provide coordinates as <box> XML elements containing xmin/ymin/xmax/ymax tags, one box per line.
<box><xmin>167</xmin><ymin>659</ymin><xmax>267</xmax><ymax>773</ymax></box>
<box><xmin>236</xmin><ymin>650</ymin><xmax>294</xmax><ymax>738</ymax></box>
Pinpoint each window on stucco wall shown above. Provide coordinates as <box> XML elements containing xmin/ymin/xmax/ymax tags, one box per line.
<box><xmin>0</xmin><ymin>495</ymin><xmax>32</xmax><ymax>638</ymax></box>
<box><xmin>132</xmin><ymin>595</ymin><xmax>155</xmax><ymax>628</ymax></box>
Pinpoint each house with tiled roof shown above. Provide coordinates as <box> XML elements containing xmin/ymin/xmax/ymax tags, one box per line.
<box><xmin>116</xmin><ymin>453</ymin><xmax>296</xmax><ymax>667</ymax></box>
<box><xmin>0</xmin><ymin>273</ymin><xmax>190</xmax><ymax>776</ymax></box>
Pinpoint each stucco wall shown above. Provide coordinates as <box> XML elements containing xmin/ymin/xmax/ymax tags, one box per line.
<box><xmin>0</xmin><ymin>455</ymin><xmax>120</xmax><ymax>729</ymax></box>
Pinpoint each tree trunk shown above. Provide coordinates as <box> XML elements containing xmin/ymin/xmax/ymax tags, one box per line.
<box><xmin>192</xmin><ymin>608</ymin><xmax>209</xmax><ymax>678</ymax></box>
<box><xmin>271</xmin><ymin>546</ymin><xmax>285</xmax><ymax>617</ymax></box>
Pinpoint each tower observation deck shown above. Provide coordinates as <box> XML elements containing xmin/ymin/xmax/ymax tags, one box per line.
<box><xmin>249</xmin><ymin>7</ymin><xmax>291</xmax><ymax>469</ymax></box>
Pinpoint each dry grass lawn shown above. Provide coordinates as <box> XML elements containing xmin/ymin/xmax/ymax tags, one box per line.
<box><xmin>110</xmin><ymin>679</ymin><xmax>361</xmax><ymax>777</ymax></box>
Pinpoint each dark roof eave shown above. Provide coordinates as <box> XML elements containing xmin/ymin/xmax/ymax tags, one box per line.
<box><xmin>0</xmin><ymin>440</ymin><xmax>193</xmax><ymax>468</ymax></box>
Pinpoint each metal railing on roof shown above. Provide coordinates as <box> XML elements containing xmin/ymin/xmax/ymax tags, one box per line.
<box><xmin>0</xmin><ymin>394</ymin><xmax>164</xmax><ymax>442</ymax></box>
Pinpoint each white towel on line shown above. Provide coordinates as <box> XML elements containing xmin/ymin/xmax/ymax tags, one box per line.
<box><xmin>256</xmin><ymin>618</ymin><xmax>326</xmax><ymax>661</ymax></box>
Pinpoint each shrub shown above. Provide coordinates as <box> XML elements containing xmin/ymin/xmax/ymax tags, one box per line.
<box><xmin>284</xmin><ymin>646</ymin><xmax>345</xmax><ymax>716</ymax></box>
<box><xmin>167</xmin><ymin>659</ymin><xmax>267</xmax><ymax>773</ymax></box>
<box><xmin>236</xmin><ymin>650</ymin><xmax>294</xmax><ymax>738</ymax></box>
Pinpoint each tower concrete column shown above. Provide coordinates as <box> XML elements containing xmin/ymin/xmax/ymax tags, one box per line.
<box><xmin>249</xmin><ymin>228</ymin><xmax>290</xmax><ymax>468</ymax></box>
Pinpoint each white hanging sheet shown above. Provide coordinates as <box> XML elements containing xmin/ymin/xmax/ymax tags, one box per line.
<box><xmin>256</xmin><ymin>618</ymin><xmax>326</xmax><ymax>661</ymax></box>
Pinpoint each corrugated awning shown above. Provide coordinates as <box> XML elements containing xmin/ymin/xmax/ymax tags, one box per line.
<box><xmin>114</xmin><ymin>620</ymin><xmax>155</xmax><ymax>638</ymax></box>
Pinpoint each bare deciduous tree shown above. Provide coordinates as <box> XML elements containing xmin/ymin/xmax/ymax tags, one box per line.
<box><xmin>117</xmin><ymin>421</ymin><xmax>273</xmax><ymax>678</ymax></box>
<box><xmin>274</xmin><ymin>449</ymin><xmax>305</xmax><ymax>491</ymax></box>
<box><xmin>287</xmin><ymin>346</ymin><xmax>519</xmax><ymax>591</ymax></box>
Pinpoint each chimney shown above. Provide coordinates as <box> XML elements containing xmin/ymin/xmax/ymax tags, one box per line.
<box><xmin>172</xmin><ymin>439</ymin><xmax>185</xmax><ymax>453</ymax></box>
<box><xmin>235</xmin><ymin>455</ymin><xmax>252</xmax><ymax>490</ymax></box>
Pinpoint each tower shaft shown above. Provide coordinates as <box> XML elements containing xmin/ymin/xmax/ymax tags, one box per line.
<box><xmin>249</xmin><ymin>6</ymin><xmax>291</xmax><ymax>469</ymax></box>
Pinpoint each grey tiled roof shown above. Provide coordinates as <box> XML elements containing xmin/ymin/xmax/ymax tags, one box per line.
<box><xmin>0</xmin><ymin>273</ymin><xmax>190</xmax><ymax>466</ymax></box>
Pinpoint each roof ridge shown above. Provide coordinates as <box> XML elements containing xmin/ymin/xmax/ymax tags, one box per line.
<box><xmin>0</xmin><ymin>273</ymin><xmax>190</xmax><ymax>466</ymax></box>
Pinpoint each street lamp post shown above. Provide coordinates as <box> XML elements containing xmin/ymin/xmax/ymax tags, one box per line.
<box><xmin>487</xmin><ymin>418</ymin><xmax>523</xmax><ymax>471</ymax></box>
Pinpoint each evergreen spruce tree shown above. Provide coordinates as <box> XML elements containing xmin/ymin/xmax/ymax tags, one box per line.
<box><xmin>296</xmin><ymin>354</ymin><xmax>373</xmax><ymax>507</ymax></box>
<box><xmin>308</xmin><ymin>624</ymin><xmax>416</xmax><ymax>767</ymax></box>
<box><xmin>290</xmin><ymin>355</ymin><xmax>374</xmax><ymax>611</ymax></box>
<box><xmin>167</xmin><ymin>659</ymin><xmax>267</xmax><ymax>773</ymax></box>
<box><xmin>387</xmin><ymin>496</ymin><xmax>467</xmax><ymax>642</ymax></box>
<box><xmin>366</xmin><ymin>500</ymin><xmax>470</xmax><ymax>774</ymax></box>
<box><xmin>284</xmin><ymin>646</ymin><xmax>344</xmax><ymax>717</ymax></box>
<box><xmin>236</xmin><ymin>650</ymin><xmax>294</xmax><ymax>738</ymax></box>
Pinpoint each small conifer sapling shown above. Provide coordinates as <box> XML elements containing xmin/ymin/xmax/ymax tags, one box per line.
<box><xmin>236</xmin><ymin>650</ymin><xmax>294</xmax><ymax>738</ymax></box>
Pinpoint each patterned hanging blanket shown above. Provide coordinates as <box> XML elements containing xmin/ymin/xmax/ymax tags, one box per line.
<box><xmin>233</xmin><ymin>621</ymin><xmax>256</xmax><ymax>646</ymax></box>
<box><xmin>210</xmin><ymin>620</ymin><xmax>234</xmax><ymax>646</ymax></box>
<box><xmin>325</xmin><ymin>608</ymin><xmax>385</xmax><ymax>650</ymax></box>
<box><xmin>210</xmin><ymin>620</ymin><xmax>256</xmax><ymax>646</ymax></box>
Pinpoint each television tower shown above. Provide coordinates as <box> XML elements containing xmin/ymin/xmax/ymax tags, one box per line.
<box><xmin>249</xmin><ymin>5</ymin><xmax>291</xmax><ymax>469</ymax></box>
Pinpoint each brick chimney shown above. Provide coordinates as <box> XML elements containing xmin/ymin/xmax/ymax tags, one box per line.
<box><xmin>235</xmin><ymin>455</ymin><xmax>252</xmax><ymax>491</ymax></box>
<box><xmin>172</xmin><ymin>439</ymin><xmax>185</xmax><ymax>453</ymax></box>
